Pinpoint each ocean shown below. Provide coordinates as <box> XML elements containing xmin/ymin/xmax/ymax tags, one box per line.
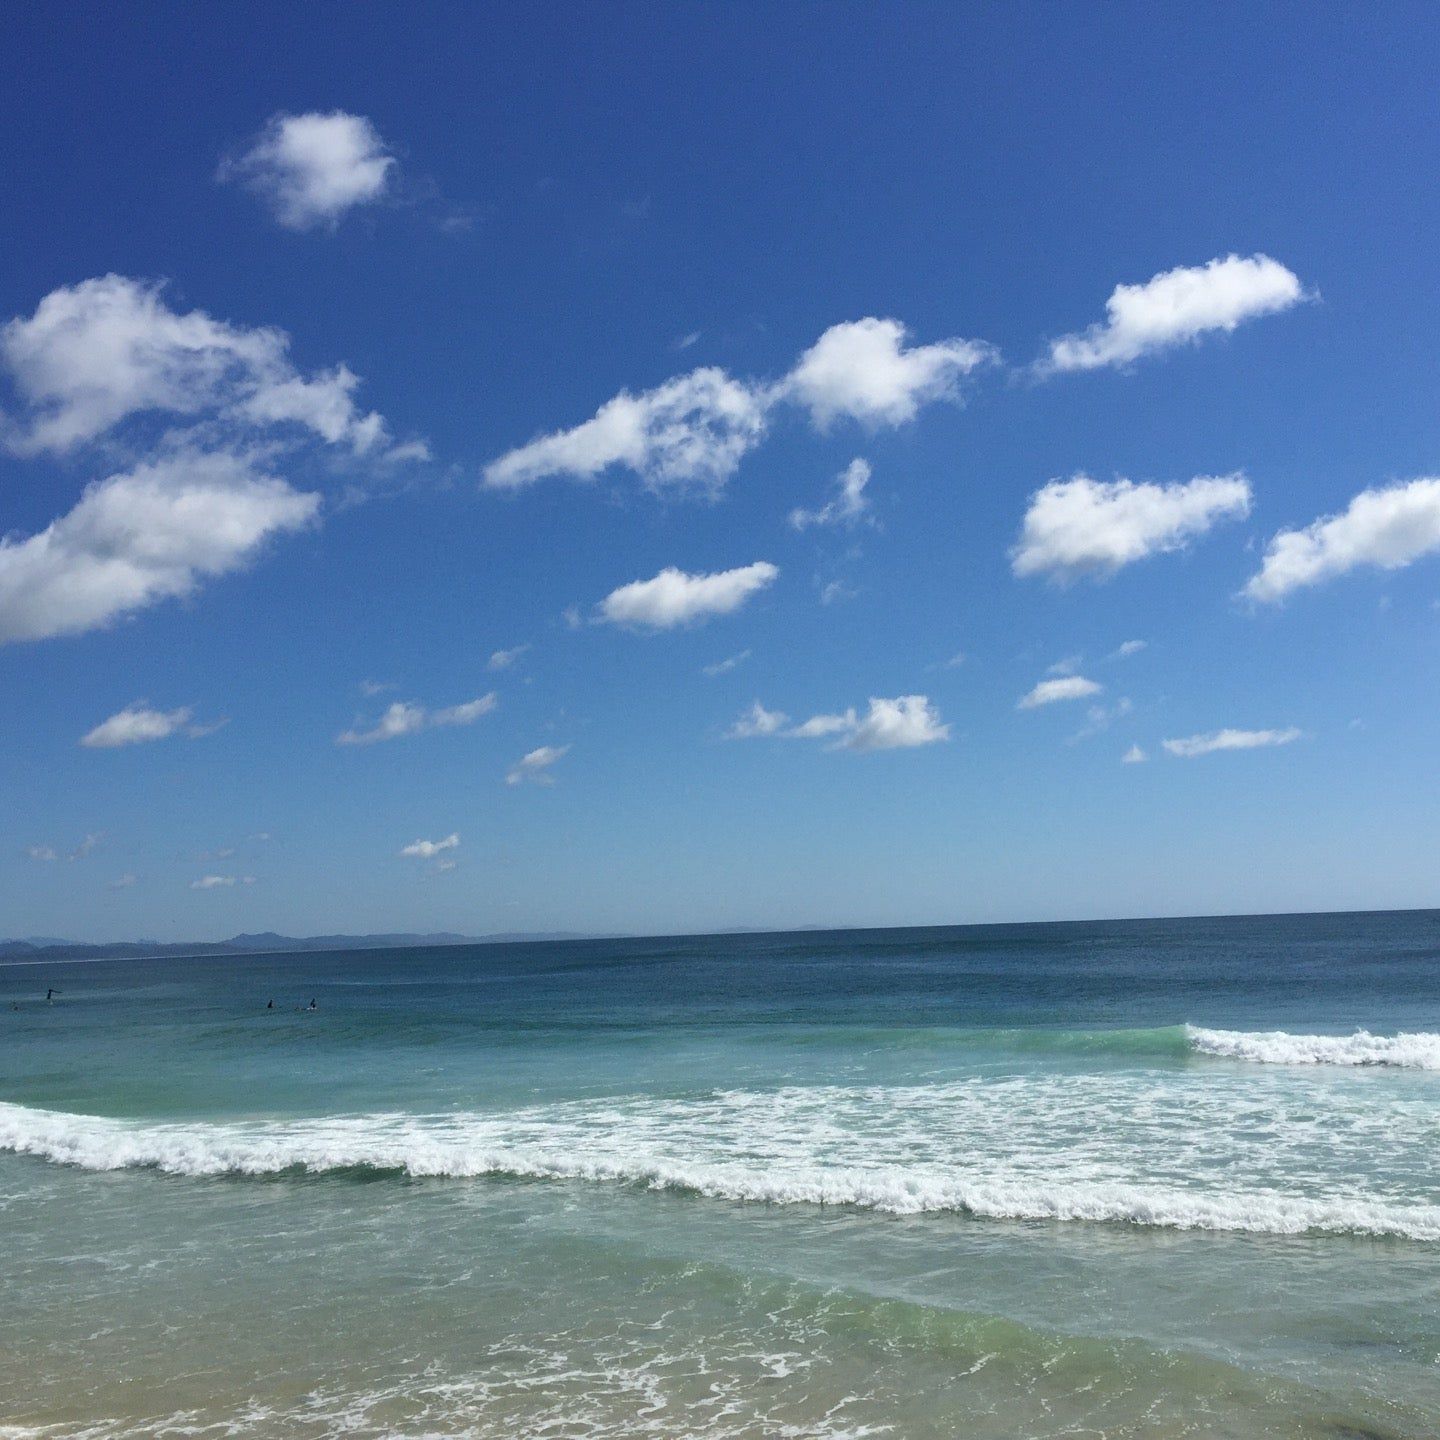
<box><xmin>2</xmin><ymin>912</ymin><xmax>1438</xmax><ymax>1438</ymax></box>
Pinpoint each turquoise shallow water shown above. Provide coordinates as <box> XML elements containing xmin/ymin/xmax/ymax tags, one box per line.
<box><xmin>2</xmin><ymin>912</ymin><xmax>1439</xmax><ymax>1437</ymax></box>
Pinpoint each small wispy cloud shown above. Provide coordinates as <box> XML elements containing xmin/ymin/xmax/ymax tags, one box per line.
<box><xmin>81</xmin><ymin>704</ymin><xmax>226</xmax><ymax>749</ymax></box>
<box><xmin>27</xmin><ymin>834</ymin><xmax>103</xmax><ymax>861</ymax></box>
<box><xmin>727</xmin><ymin>696</ymin><xmax>949</xmax><ymax>752</ymax></box>
<box><xmin>1017</xmin><ymin>676</ymin><xmax>1102</xmax><ymax>710</ymax></box>
<box><xmin>1112</xmin><ymin>639</ymin><xmax>1147</xmax><ymax>659</ymax></box>
<box><xmin>189</xmin><ymin>874</ymin><xmax>256</xmax><ymax>890</ymax></box>
<box><xmin>109</xmin><ymin>872</ymin><xmax>139</xmax><ymax>889</ymax></box>
<box><xmin>488</xmin><ymin>644</ymin><xmax>530</xmax><ymax>671</ymax></box>
<box><xmin>726</xmin><ymin>701</ymin><xmax>789</xmax><ymax>739</ymax></box>
<box><xmin>1122</xmin><ymin>744</ymin><xmax>1148</xmax><ymax>764</ymax></box>
<box><xmin>790</xmin><ymin>458</ymin><xmax>875</xmax><ymax>530</ymax></box>
<box><xmin>400</xmin><ymin>833</ymin><xmax>459</xmax><ymax>858</ymax></box>
<box><xmin>1162</xmin><ymin>727</ymin><xmax>1304</xmax><ymax>758</ymax></box>
<box><xmin>506</xmin><ymin>744</ymin><xmax>570</xmax><ymax>785</ymax></box>
<box><xmin>337</xmin><ymin>693</ymin><xmax>497</xmax><ymax>745</ymax></box>
<box><xmin>703</xmin><ymin>649</ymin><xmax>751</xmax><ymax>677</ymax></box>
<box><xmin>1068</xmin><ymin>698</ymin><xmax>1133</xmax><ymax>743</ymax></box>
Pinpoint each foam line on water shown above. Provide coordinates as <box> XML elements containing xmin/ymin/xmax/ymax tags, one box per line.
<box><xmin>2</xmin><ymin>1101</ymin><xmax>1437</xmax><ymax>1240</ymax></box>
<box><xmin>1185</xmin><ymin>1026</ymin><xmax>1440</xmax><ymax>1069</ymax></box>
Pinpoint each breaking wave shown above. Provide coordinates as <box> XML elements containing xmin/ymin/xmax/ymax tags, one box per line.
<box><xmin>1185</xmin><ymin>1026</ymin><xmax>1440</xmax><ymax>1069</ymax></box>
<box><xmin>2</xmin><ymin>1100</ymin><xmax>1436</xmax><ymax>1241</ymax></box>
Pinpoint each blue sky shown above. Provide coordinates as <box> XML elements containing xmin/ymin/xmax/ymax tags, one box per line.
<box><xmin>4</xmin><ymin>3</ymin><xmax>1440</xmax><ymax>941</ymax></box>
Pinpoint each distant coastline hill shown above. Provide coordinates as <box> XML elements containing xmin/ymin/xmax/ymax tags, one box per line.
<box><xmin>0</xmin><ymin>931</ymin><xmax>593</xmax><ymax>962</ymax></box>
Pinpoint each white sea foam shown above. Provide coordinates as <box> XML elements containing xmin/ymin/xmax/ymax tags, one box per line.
<box><xmin>2</xmin><ymin>1098</ymin><xmax>1437</xmax><ymax>1241</ymax></box>
<box><xmin>1186</xmin><ymin>1025</ymin><xmax>1440</xmax><ymax>1069</ymax></box>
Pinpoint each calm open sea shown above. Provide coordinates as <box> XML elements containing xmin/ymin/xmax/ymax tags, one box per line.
<box><xmin>3</xmin><ymin>911</ymin><xmax>1439</xmax><ymax>1437</ymax></box>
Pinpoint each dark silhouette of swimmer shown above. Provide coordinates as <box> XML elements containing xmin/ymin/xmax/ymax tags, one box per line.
<box><xmin>46</xmin><ymin>988</ymin><xmax>59</xmax><ymax>1002</ymax></box>
<box><xmin>266</xmin><ymin>999</ymin><xmax>274</xmax><ymax>1009</ymax></box>
<box><xmin>307</xmin><ymin>998</ymin><xmax>317</xmax><ymax>1011</ymax></box>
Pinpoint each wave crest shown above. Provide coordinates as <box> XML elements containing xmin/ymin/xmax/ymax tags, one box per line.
<box><xmin>1186</xmin><ymin>1026</ymin><xmax>1440</xmax><ymax>1069</ymax></box>
<box><xmin>2</xmin><ymin>1101</ymin><xmax>1437</xmax><ymax>1241</ymax></box>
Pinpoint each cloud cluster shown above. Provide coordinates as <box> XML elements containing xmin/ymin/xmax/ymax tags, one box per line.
<box><xmin>1244</xmin><ymin>478</ymin><xmax>1440</xmax><ymax>601</ymax></box>
<box><xmin>0</xmin><ymin>276</ymin><xmax>422</xmax><ymax>645</ymax></box>
<box><xmin>506</xmin><ymin>744</ymin><xmax>570</xmax><ymax>785</ymax></box>
<box><xmin>80</xmin><ymin>703</ymin><xmax>225</xmax><ymax>749</ymax></box>
<box><xmin>1041</xmin><ymin>254</ymin><xmax>1307</xmax><ymax>373</ymax></box>
<box><xmin>220</xmin><ymin>111</ymin><xmax>396</xmax><ymax>230</ymax></box>
<box><xmin>190</xmin><ymin>874</ymin><xmax>256</xmax><ymax>890</ymax></box>
<box><xmin>1162</xmin><ymin>727</ymin><xmax>1303</xmax><ymax>758</ymax></box>
<box><xmin>483</xmin><ymin>317</ymin><xmax>990</xmax><ymax>494</ymax></box>
<box><xmin>337</xmin><ymin>693</ymin><xmax>496</xmax><ymax>746</ymax></box>
<box><xmin>1012</xmin><ymin>473</ymin><xmax>1252</xmax><ymax>582</ymax></box>
<box><xmin>728</xmin><ymin>694</ymin><xmax>949</xmax><ymax>751</ymax></box>
<box><xmin>790</xmin><ymin>458</ymin><xmax>874</xmax><ymax>530</ymax></box>
<box><xmin>596</xmin><ymin>562</ymin><xmax>777</xmax><ymax>630</ymax></box>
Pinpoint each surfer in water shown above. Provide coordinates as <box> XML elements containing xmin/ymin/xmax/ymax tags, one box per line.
<box><xmin>46</xmin><ymin>988</ymin><xmax>59</xmax><ymax>1003</ymax></box>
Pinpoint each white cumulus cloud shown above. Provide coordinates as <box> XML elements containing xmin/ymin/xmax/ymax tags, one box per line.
<box><xmin>1018</xmin><ymin>676</ymin><xmax>1103</xmax><ymax>710</ymax></box>
<box><xmin>483</xmin><ymin>368</ymin><xmax>769</xmax><ymax>495</ymax></box>
<box><xmin>400</xmin><ymin>833</ymin><xmax>459</xmax><ymax>858</ymax></box>
<box><xmin>1243</xmin><ymin>478</ymin><xmax>1440</xmax><ymax>602</ymax></box>
<box><xmin>785</xmin><ymin>318</ymin><xmax>992</xmax><ymax>428</ymax></box>
<box><xmin>1040</xmin><ymin>253</ymin><xmax>1307</xmax><ymax>374</ymax></box>
<box><xmin>220</xmin><ymin>111</ymin><xmax>396</xmax><ymax>230</ymax></box>
<box><xmin>0</xmin><ymin>275</ymin><xmax>404</xmax><ymax>457</ymax></box>
<box><xmin>506</xmin><ymin>744</ymin><xmax>570</xmax><ymax>785</ymax></box>
<box><xmin>1011</xmin><ymin>473</ymin><xmax>1252</xmax><ymax>582</ymax></box>
<box><xmin>0</xmin><ymin>450</ymin><xmax>320</xmax><ymax>644</ymax></box>
<box><xmin>790</xmin><ymin>458</ymin><xmax>874</xmax><ymax>530</ymax></box>
<box><xmin>1122</xmin><ymin>744</ymin><xmax>1148</xmax><ymax>764</ymax></box>
<box><xmin>1162</xmin><ymin>727</ymin><xmax>1303</xmax><ymax>758</ymax></box>
<box><xmin>337</xmin><ymin>693</ymin><xmax>496</xmax><ymax>745</ymax></box>
<box><xmin>597</xmin><ymin>561</ymin><xmax>777</xmax><ymax>630</ymax></box>
<box><xmin>835</xmin><ymin>695</ymin><xmax>950</xmax><ymax>751</ymax></box>
<box><xmin>80</xmin><ymin>702</ymin><xmax>223</xmax><ymax>749</ymax></box>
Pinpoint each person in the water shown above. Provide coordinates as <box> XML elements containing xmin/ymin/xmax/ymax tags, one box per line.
<box><xmin>266</xmin><ymin>999</ymin><xmax>274</xmax><ymax>1009</ymax></box>
<box><xmin>46</xmin><ymin>988</ymin><xmax>58</xmax><ymax>1002</ymax></box>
